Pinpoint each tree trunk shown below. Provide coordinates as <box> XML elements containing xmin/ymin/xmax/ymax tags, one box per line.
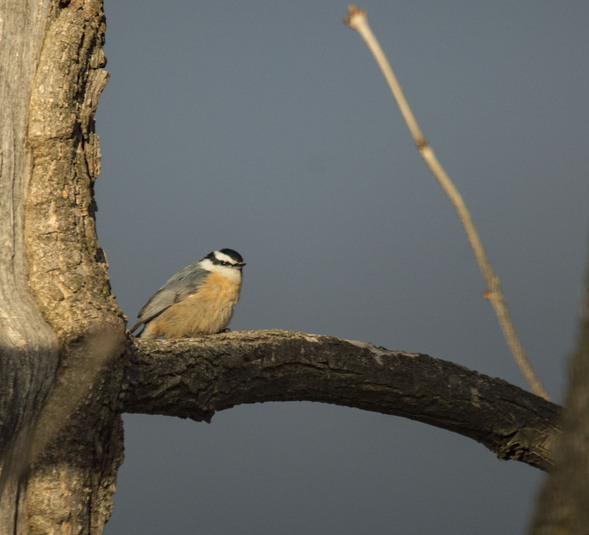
<box><xmin>0</xmin><ymin>1</ymin><xmax>126</xmax><ymax>533</ymax></box>
<box><xmin>529</xmin><ymin>258</ymin><xmax>589</xmax><ymax>534</ymax></box>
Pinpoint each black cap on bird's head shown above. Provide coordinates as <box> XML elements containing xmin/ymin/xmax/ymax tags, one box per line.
<box><xmin>207</xmin><ymin>248</ymin><xmax>246</xmax><ymax>269</ymax></box>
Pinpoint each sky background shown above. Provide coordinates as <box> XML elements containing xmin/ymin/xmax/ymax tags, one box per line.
<box><xmin>96</xmin><ymin>2</ymin><xmax>588</xmax><ymax>534</ymax></box>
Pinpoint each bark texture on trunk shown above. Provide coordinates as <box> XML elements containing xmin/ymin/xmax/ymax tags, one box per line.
<box><xmin>0</xmin><ymin>0</ymin><xmax>60</xmax><ymax>531</ymax></box>
<box><xmin>0</xmin><ymin>1</ymin><xmax>126</xmax><ymax>533</ymax></box>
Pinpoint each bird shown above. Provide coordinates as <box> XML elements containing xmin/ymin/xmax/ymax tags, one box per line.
<box><xmin>130</xmin><ymin>248</ymin><xmax>245</xmax><ymax>339</ymax></box>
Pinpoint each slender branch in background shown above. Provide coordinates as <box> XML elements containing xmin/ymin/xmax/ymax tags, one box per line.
<box><xmin>343</xmin><ymin>6</ymin><xmax>550</xmax><ymax>400</ymax></box>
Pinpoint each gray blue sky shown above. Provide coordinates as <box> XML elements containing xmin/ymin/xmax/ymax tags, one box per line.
<box><xmin>97</xmin><ymin>2</ymin><xmax>588</xmax><ymax>533</ymax></box>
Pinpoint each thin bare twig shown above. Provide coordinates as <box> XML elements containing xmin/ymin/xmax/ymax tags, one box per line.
<box><xmin>343</xmin><ymin>6</ymin><xmax>550</xmax><ymax>400</ymax></box>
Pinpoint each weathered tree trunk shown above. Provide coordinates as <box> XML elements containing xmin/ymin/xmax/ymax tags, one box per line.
<box><xmin>0</xmin><ymin>1</ymin><xmax>126</xmax><ymax>533</ymax></box>
<box><xmin>529</xmin><ymin>259</ymin><xmax>589</xmax><ymax>534</ymax></box>
<box><xmin>0</xmin><ymin>0</ymin><xmax>58</xmax><ymax>530</ymax></box>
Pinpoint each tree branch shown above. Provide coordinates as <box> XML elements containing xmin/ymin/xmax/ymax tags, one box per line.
<box><xmin>121</xmin><ymin>329</ymin><xmax>560</xmax><ymax>471</ymax></box>
<box><xmin>343</xmin><ymin>6</ymin><xmax>550</xmax><ymax>400</ymax></box>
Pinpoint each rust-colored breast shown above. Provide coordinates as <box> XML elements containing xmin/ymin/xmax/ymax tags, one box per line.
<box><xmin>146</xmin><ymin>271</ymin><xmax>242</xmax><ymax>338</ymax></box>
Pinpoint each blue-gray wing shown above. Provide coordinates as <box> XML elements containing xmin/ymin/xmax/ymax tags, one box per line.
<box><xmin>131</xmin><ymin>261</ymin><xmax>208</xmax><ymax>331</ymax></box>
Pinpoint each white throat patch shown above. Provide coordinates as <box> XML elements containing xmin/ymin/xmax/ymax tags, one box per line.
<box><xmin>201</xmin><ymin>257</ymin><xmax>242</xmax><ymax>282</ymax></box>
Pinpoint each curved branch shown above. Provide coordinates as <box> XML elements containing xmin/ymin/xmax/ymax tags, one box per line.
<box><xmin>121</xmin><ymin>329</ymin><xmax>560</xmax><ymax>471</ymax></box>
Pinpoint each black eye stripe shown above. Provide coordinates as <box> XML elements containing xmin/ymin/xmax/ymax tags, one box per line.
<box><xmin>205</xmin><ymin>249</ymin><xmax>244</xmax><ymax>266</ymax></box>
<box><xmin>211</xmin><ymin>258</ymin><xmax>234</xmax><ymax>267</ymax></box>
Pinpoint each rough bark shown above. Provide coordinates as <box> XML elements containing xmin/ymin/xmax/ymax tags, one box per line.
<box><xmin>0</xmin><ymin>1</ymin><xmax>126</xmax><ymax>534</ymax></box>
<box><xmin>122</xmin><ymin>330</ymin><xmax>560</xmax><ymax>471</ymax></box>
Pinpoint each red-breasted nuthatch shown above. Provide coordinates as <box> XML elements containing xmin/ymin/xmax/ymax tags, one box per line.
<box><xmin>130</xmin><ymin>248</ymin><xmax>245</xmax><ymax>339</ymax></box>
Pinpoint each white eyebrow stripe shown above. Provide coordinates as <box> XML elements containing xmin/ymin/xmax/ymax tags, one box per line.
<box><xmin>214</xmin><ymin>251</ymin><xmax>237</xmax><ymax>264</ymax></box>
